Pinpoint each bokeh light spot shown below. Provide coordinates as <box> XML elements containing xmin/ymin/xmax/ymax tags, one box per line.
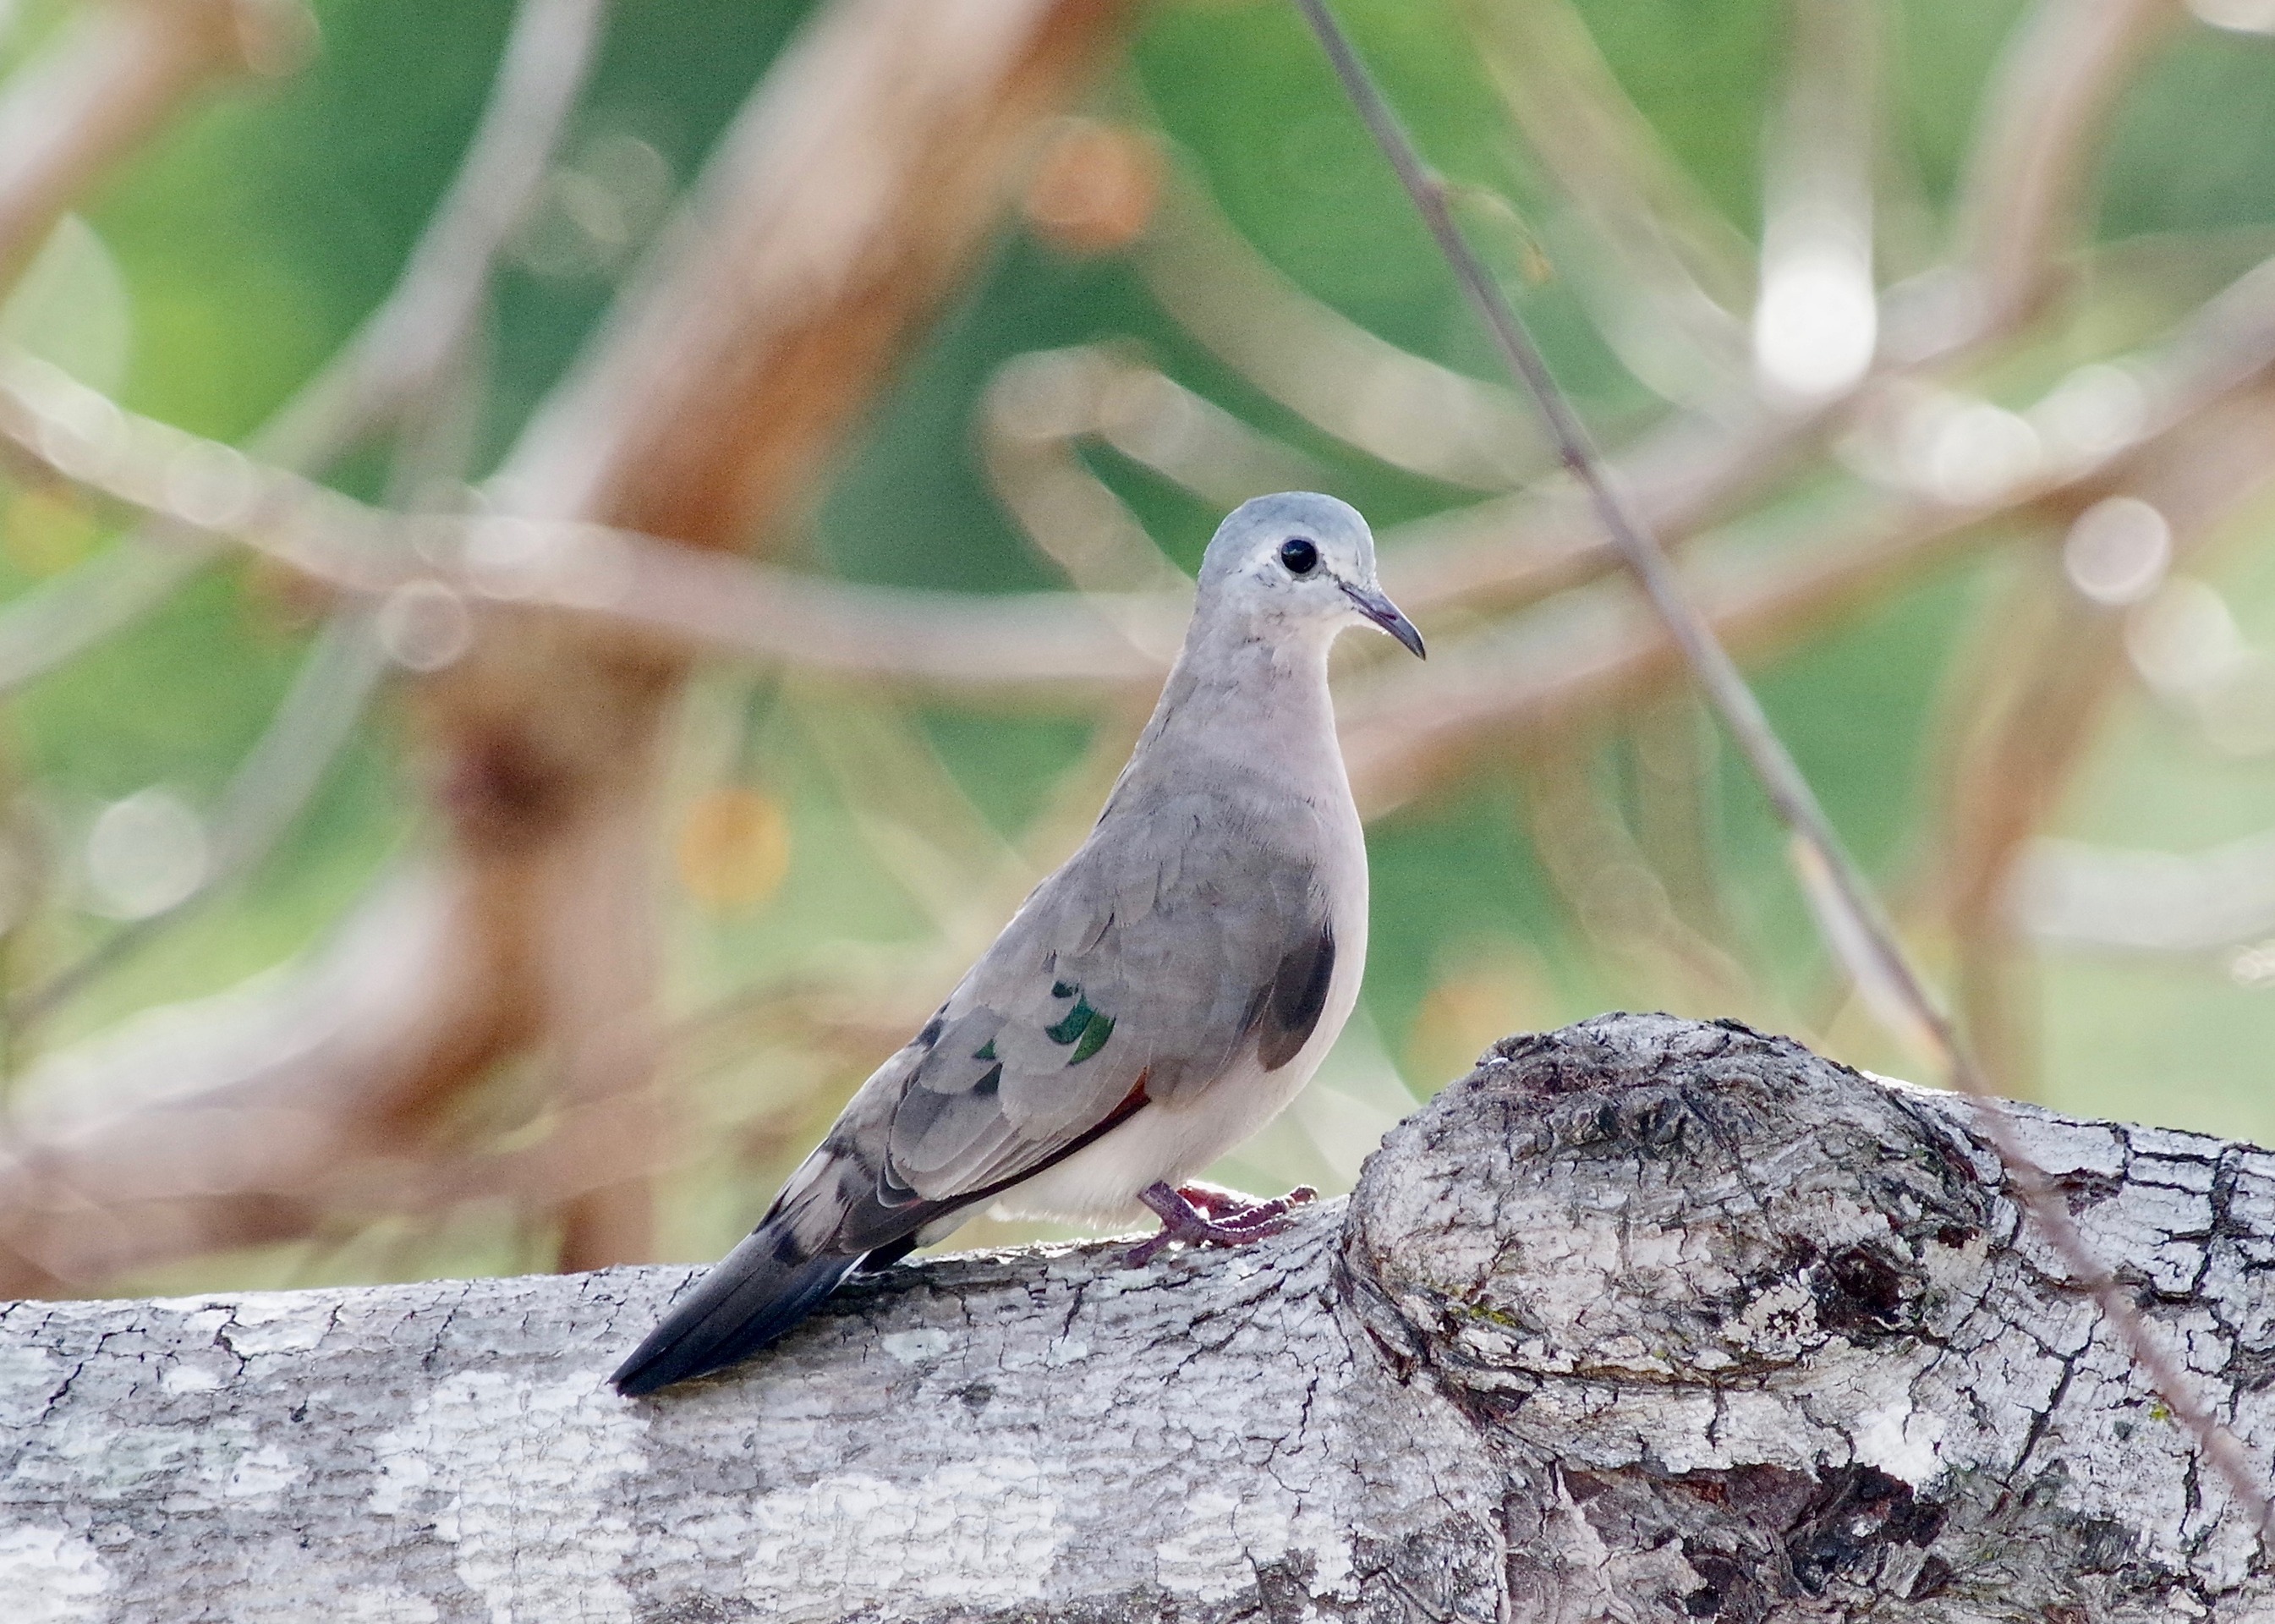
<box><xmin>677</xmin><ymin>786</ymin><xmax>792</xmax><ymax>913</ymax></box>
<box><xmin>85</xmin><ymin>788</ymin><xmax>207</xmax><ymax>920</ymax></box>
<box><xmin>1752</xmin><ymin>245</ymin><xmax>1877</xmax><ymax>400</ymax></box>
<box><xmin>1022</xmin><ymin>118</ymin><xmax>1161</xmax><ymax>257</ymax></box>
<box><xmin>2063</xmin><ymin>497</ymin><xmax>2171</xmax><ymax>607</ymax></box>
<box><xmin>378</xmin><ymin>580</ymin><xmax>474</xmax><ymax>672</ymax></box>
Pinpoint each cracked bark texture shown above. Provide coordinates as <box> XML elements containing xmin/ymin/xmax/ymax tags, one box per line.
<box><xmin>3</xmin><ymin>1012</ymin><xmax>2270</xmax><ymax>1621</ymax></box>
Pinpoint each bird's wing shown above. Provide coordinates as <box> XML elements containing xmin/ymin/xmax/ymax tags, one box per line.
<box><xmin>787</xmin><ymin>787</ymin><xmax>1335</xmax><ymax>1255</ymax></box>
<box><xmin>897</xmin><ymin>787</ymin><xmax>1332</xmax><ymax>1185</ymax></box>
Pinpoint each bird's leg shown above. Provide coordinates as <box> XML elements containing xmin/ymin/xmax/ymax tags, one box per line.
<box><xmin>1174</xmin><ymin>1178</ymin><xmax>1318</xmax><ymax>1224</ymax></box>
<box><xmin>1125</xmin><ymin>1180</ymin><xmax>1318</xmax><ymax>1265</ymax></box>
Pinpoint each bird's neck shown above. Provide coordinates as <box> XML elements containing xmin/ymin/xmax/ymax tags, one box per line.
<box><xmin>1140</xmin><ymin>615</ymin><xmax>1342</xmax><ymax>782</ymax></box>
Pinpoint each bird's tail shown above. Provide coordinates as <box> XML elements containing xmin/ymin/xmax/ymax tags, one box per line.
<box><xmin>611</xmin><ymin>1223</ymin><xmax>859</xmax><ymax>1396</ymax></box>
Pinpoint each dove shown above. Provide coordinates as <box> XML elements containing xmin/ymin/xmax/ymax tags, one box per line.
<box><xmin>611</xmin><ymin>491</ymin><xmax>1423</xmax><ymax>1396</ymax></box>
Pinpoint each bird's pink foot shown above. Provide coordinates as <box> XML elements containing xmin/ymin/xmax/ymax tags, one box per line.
<box><xmin>1174</xmin><ymin>1179</ymin><xmax>1317</xmax><ymax>1223</ymax></box>
<box><xmin>1125</xmin><ymin>1180</ymin><xmax>1318</xmax><ymax>1266</ymax></box>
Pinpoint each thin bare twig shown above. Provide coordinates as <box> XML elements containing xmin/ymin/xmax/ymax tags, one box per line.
<box><xmin>1341</xmin><ymin>478</ymin><xmax>1990</xmax><ymax>809</ymax></box>
<box><xmin>1346</xmin><ymin>238</ymin><xmax>2275</xmax><ymax>802</ymax></box>
<box><xmin>1292</xmin><ymin>0</ymin><xmax>2275</xmax><ymax>1538</ymax></box>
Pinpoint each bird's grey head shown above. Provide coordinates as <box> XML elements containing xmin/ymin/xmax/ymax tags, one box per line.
<box><xmin>1194</xmin><ymin>491</ymin><xmax>1425</xmax><ymax>659</ymax></box>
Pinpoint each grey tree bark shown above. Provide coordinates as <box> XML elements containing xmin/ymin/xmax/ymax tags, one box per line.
<box><xmin>3</xmin><ymin>1012</ymin><xmax>2270</xmax><ymax>1621</ymax></box>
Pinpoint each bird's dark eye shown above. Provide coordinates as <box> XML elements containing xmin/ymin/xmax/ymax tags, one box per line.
<box><xmin>1280</xmin><ymin>538</ymin><xmax>1318</xmax><ymax>576</ymax></box>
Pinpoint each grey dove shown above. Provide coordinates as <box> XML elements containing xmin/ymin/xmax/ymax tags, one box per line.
<box><xmin>611</xmin><ymin>491</ymin><xmax>1423</xmax><ymax>1396</ymax></box>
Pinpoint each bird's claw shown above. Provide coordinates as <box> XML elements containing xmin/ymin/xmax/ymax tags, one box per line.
<box><xmin>1175</xmin><ymin>1179</ymin><xmax>1317</xmax><ymax>1220</ymax></box>
<box><xmin>1124</xmin><ymin>1180</ymin><xmax>1318</xmax><ymax>1266</ymax></box>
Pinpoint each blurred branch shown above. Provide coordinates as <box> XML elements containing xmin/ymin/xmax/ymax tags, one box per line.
<box><xmin>1930</xmin><ymin>384</ymin><xmax>2275</xmax><ymax>1090</ymax></box>
<box><xmin>499</xmin><ymin>0</ymin><xmax>1132</xmax><ymax>549</ymax></box>
<box><xmin>2015</xmin><ymin>829</ymin><xmax>2275</xmax><ymax>955</ymax></box>
<box><xmin>0</xmin><ymin>0</ymin><xmax>320</xmax><ymax>689</ymax></box>
<box><xmin>12</xmin><ymin>219</ymin><xmax>2275</xmax><ymax>724</ymax></box>
<box><xmin>1294</xmin><ymin>0</ymin><xmax>2275</xmax><ymax>1537</ymax></box>
<box><xmin>1465</xmin><ymin>0</ymin><xmax>1754</xmax><ymax>404</ymax></box>
<box><xmin>982</xmin><ymin>341</ymin><xmax>1318</xmax><ymax>598</ymax></box>
<box><xmin>13</xmin><ymin>226</ymin><xmax>2275</xmax><ymax>732</ymax></box>
<box><xmin>1138</xmin><ymin>166</ymin><xmax>1544</xmax><ymax>490</ymax></box>
<box><xmin>0</xmin><ymin>0</ymin><xmax>308</xmax><ymax>288</ymax></box>
<box><xmin>0</xmin><ymin>531</ymin><xmax>218</xmax><ymax>691</ymax></box>
<box><xmin>0</xmin><ymin>0</ymin><xmax>609</xmax><ymax>695</ymax></box>
<box><xmin>0</xmin><ymin>353</ymin><xmax>1184</xmax><ymax>689</ymax></box>
<box><xmin>0</xmin><ymin>0</ymin><xmax>1142</xmax><ymax>1293</ymax></box>
<box><xmin>1900</xmin><ymin>0</ymin><xmax>2182</xmax><ymax>357</ymax></box>
<box><xmin>8</xmin><ymin>0</ymin><xmax>611</xmax><ymax>1024</ymax></box>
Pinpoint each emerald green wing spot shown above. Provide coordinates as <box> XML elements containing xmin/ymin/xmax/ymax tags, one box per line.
<box><xmin>1067</xmin><ymin>1012</ymin><xmax>1115</xmax><ymax>1065</ymax></box>
<box><xmin>1044</xmin><ymin>997</ymin><xmax>1095</xmax><ymax>1045</ymax></box>
<box><xmin>974</xmin><ymin>1040</ymin><xmax>996</xmax><ymax>1062</ymax></box>
<box><xmin>1042</xmin><ymin>980</ymin><xmax>1113</xmax><ymax>1062</ymax></box>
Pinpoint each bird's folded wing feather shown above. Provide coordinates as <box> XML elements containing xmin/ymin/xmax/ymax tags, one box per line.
<box><xmin>787</xmin><ymin>789</ymin><xmax>1335</xmax><ymax>1254</ymax></box>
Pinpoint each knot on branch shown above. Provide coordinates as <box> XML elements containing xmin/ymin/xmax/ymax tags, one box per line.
<box><xmin>1343</xmin><ymin>1012</ymin><xmax>1999</xmax><ymax>1396</ymax></box>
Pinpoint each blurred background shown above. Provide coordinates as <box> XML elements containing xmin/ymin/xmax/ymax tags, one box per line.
<box><xmin>2</xmin><ymin>0</ymin><xmax>2274</xmax><ymax>1298</ymax></box>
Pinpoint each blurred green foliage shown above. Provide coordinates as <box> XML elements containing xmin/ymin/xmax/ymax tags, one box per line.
<box><xmin>10</xmin><ymin>0</ymin><xmax>2275</xmax><ymax>1288</ymax></box>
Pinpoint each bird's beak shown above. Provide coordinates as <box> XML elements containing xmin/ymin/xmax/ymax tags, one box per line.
<box><xmin>1340</xmin><ymin>580</ymin><xmax>1427</xmax><ymax>658</ymax></box>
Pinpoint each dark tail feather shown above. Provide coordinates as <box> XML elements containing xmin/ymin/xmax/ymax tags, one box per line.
<box><xmin>611</xmin><ymin>1225</ymin><xmax>860</xmax><ymax>1396</ymax></box>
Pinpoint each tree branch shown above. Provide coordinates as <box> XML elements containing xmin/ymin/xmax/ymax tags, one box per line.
<box><xmin>5</xmin><ymin>1015</ymin><xmax>2268</xmax><ymax>1619</ymax></box>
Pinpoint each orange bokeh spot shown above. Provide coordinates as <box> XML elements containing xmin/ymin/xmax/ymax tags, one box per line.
<box><xmin>1022</xmin><ymin>119</ymin><xmax>1162</xmax><ymax>257</ymax></box>
<box><xmin>677</xmin><ymin>785</ymin><xmax>792</xmax><ymax>912</ymax></box>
